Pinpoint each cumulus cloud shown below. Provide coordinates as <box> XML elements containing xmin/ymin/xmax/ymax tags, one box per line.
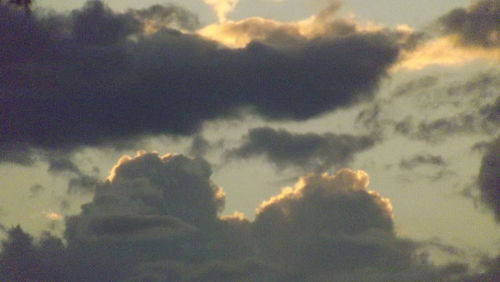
<box><xmin>251</xmin><ymin>169</ymin><xmax>468</xmax><ymax>280</ymax></box>
<box><xmin>0</xmin><ymin>152</ymin><xmax>474</xmax><ymax>281</ymax></box>
<box><xmin>227</xmin><ymin>127</ymin><xmax>377</xmax><ymax>171</ymax></box>
<box><xmin>0</xmin><ymin>0</ymin><xmax>403</xmax><ymax>162</ymax></box>
<box><xmin>477</xmin><ymin>136</ymin><xmax>500</xmax><ymax>221</ymax></box>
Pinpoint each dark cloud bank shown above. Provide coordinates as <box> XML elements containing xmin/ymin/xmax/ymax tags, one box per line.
<box><xmin>0</xmin><ymin>152</ymin><xmax>480</xmax><ymax>281</ymax></box>
<box><xmin>0</xmin><ymin>0</ymin><xmax>404</xmax><ymax>162</ymax></box>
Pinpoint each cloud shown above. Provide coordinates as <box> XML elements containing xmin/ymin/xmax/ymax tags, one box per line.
<box><xmin>477</xmin><ymin>135</ymin><xmax>500</xmax><ymax>222</ymax></box>
<box><xmin>0</xmin><ymin>0</ymin><xmax>402</xmax><ymax>161</ymax></box>
<box><xmin>0</xmin><ymin>152</ymin><xmax>475</xmax><ymax>281</ymax></box>
<box><xmin>438</xmin><ymin>0</ymin><xmax>500</xmax><ymax>48</ymax></box>
<box><xmin>395</xmin><ymin>0</ymin><xmax>500</xmax><ymax>70</ymax></box>
<box><xmin>45</xmin><ymin>154</ymin><xmax>101</xmax><ymax>194</ymax></box>
<box><xmin>198</xmin><ymin>2</ymin><xmax>416</xmax><ymax>49</ymax></box>
<box><xmin>188</xmin><ymin>134</ymin><xmax>212</xmax><ymax>157</ymax></box>
<box><xmin>204</xmin><ymin>0</ymin><xmax>239</xmax><ymax>23</ymax></box>
<box><xmin>356</xmin><ymin>70</ymin><xmax>500</xmax><ymax>142</ymax></box>
<box><xmin>393</xmin><ymin>112</ymin><xmax>498</xmax><ymax>143</ymax></box>
<box><xmin>391</xmin><ymin>75</ymin><xmax>439</xmax><ymax>98</ymax></box>
<box><xmin>128</xmin><ymin>3</ymin><xmax>200</xmax><ymax>33</ymax></box>
<box><xmin>252</xmin><ymin>169</ymin><xmax>467</xmax><ymax>280</ymax></box>
<box><xmin>395</xmin><ymin>37</ymin><xmax>500</xmax><ymax>70</ymax></box>
<box><xmin>0</xmin><ymin>144</ymin><xmax>36</xmax><ymax>165</ymax></box>
<box><xmin>227</xmin><ymin>127</ymin><xmax>377</xmax><ymax>171</ymax></box>
<box><xmin>399</xmin><ymin>154</ymin><xmax>447</xmax><ymax>170</ymax></box>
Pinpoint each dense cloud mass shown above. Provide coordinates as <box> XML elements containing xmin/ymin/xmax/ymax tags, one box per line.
<box><xmin>438</xmin><ymin>0</ymin><xmax>500</xmax><ymax>48</ymax></box>
<box><xmin>227</xmin><ymin>127</ymin><xmax>377</xmax><ymax>171</ymax></box>
<box><xmin>478</xmin><ymin>136</ymin><xmax>500</xmax><ymax>221</ymax></box>
<box><xmin>0</xmin><ymin>153</ymin><xmax>471</xmax><ymax>281</ymax></box>
<box><xmin>0</xmin><ymin>0</ymin><xmax>402</xmax><ymax>160</ymax></box>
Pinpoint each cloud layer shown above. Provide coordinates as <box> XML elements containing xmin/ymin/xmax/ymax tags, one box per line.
<box><xmin>0</xmin><ymin>0</ymin><xmax>404</xmax><ymax>160</ymax></box>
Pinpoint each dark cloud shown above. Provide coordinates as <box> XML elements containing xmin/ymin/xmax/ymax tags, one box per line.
<box><xmin>460</xmin><ymin>255</ymin><xmax>500</xmax><ymax>282</ymax></box>
<box><xmin>438</xmin><ymin>0</ymin><xmax>500</xmax><ymax>48</ymax></box>
<box><xmin>477</xmin><ymin>136</ymin><xmax>500</xmax><ymax>221</ymax></box>
<box><xmin>399</xmin><ymin>154</ymin><xmax>447</xmax><ymax>170</ymax></box>
<box><xmin>0</xmin><ymin>226</ymin><xmax>68</xmax><ymax>281</ymax></box>
<box><xmin>0</xmin><ymin>144</ymin><xmax>36</xmax><ymax>166</ymax></box>
<box><xmin>252</xmin><ymin>170</ymin><xmax>398</xmax><ymax>273</ymax></box>
<box><xmin>404</xmin><ymin>113</ymin><xmax>495</xmax><ymax>142</ymax></box>
<box><xmin>252</xmin><ymin>169</ymin><xmax>466</xmax><ymax>281</ymax></box>
<box><xmin>188</xmin><ymin>134</ymin><xmax>212</xmax><ymax>157</ymax></box>
<box><xmin>46</xmin><ymin>154</ymin><xmax>101</xmax><ymax>194</ymax></box>
<box><xmin>227</xmin><ymin>127</ymin><xmax>377</xmax><ymax>171</ymax></box>
<box><xmin>0</xmin><ymin>0</ymin><xmax>402</xmax><ymax>160</ymax></box>
<box><xmin>127</xmin><ymin>3</ymin><xmax>200</xmax><ymax>32</ymax></box>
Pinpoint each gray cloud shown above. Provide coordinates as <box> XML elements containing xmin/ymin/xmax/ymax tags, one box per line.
<box><xmin>127</xmin><ymin>3</ymin><xmax>200</xmax><ymax>32</ymax></box>
<box><xmin>0</xmin><ymin>0</ymin><xmax>403</xmax><ymax>161</ymax></box>
<box><xmin>188</xmin><ymin>134</ymin><xmax>212</xmax><ymax>157</ymax></box>
<box><xmin>46</xmin><ymin>154</ymin><xmax>101</xmax><ymax>194</ymax></box>
<box><xmin>252</xmin><ymin>169</ymin><xmax>467</xmax><ymax>281</ymax></box>
<box><xmin>356</xmin><ymin>71</ymin><xmax>500</xmax><ymax>142</ymax></box>
<box><xmin>391</xmin><ymin>75</ymin><xmax>439</xmax><ymax>98</ymax></box>
<box><xmin>395</xmin><ymin>113</ymin><xmax>497</xmax><ymax>143</ymax></box>
<box><xmin>0</xmin><ymin>152</ymin><xmax>476</xmax><ymax>281</ymax></box>
<box><xmin>438</xmin><ymin>0</ymin><xmax>500</xmax><ymax>48</ymax></box>
<box><xmin>0</xmin><ymin>144</ymin><xmax>36</xmax><ymax>166</ymax></box>
<box><xmin>399</xmin><ymin>154</ymin><xmax>447</xmax><ymax>170</ymax></box>
<box><xmin>477</xmin><ymin>136</ymin><xmax>500</xmax><ymax>221</ymax></box>
<box><xmin>227</xmin><ymin>127</ymin><xmax>377</xmax><ymax>171</ymax></box>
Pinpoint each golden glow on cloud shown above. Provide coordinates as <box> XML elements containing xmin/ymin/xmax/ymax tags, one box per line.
<box><xmin>199</xmin><ymin>2</ymin><xmax>361</xmax><ymax>48</ymax></box>
<box><xmin>198</xmin><ymin>2</ymin><xmax>401</xmax><ymax>49</ymax></box>
<box><xmin>221</xmin><ymin>211</ymin><xmax>247</xmax><ymax>221</ymax></box>
<box><xmin>106</xmin><ymin>151</ymin><xmax>175</xmax><ymax>182</ymax></box>
<box><xmin>45</xmin><ymin>212</ymin><xmax>63</xmax><ymax>221</ymax></box>
<box><xmin>256</xmin><ymin>169</ymin><xmax>392</xmax><ymax>217</ymax></box>
<box><xmin>395</xmin><ymin>36</ymin><xmax>500</xmax><ymax>71</ymax></box>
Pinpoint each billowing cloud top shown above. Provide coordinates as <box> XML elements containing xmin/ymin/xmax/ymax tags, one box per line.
<box><xmin>0</xmin><ymin>153</ymin><xmax>468</xmax><ymax>281</ymax></box>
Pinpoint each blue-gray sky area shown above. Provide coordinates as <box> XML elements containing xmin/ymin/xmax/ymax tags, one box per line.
<box><xmin>0</xmin><ymin>0</ymin><xmax>499</xmax><ymax>281</ymax></box>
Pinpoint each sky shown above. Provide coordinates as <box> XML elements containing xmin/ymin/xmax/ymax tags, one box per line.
<box><xmin>0</xmin><ymin>0</ymin><xmax>499</xmax><ymax>281</ymax></box>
